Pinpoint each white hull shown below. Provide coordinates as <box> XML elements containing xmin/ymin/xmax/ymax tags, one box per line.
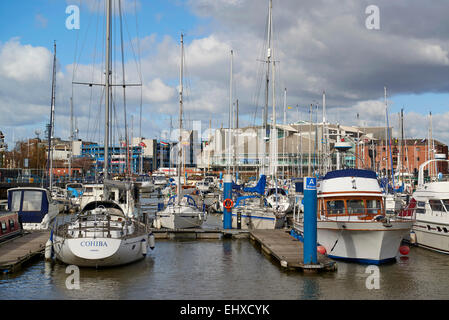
<box><xmin>266</xmin><ymin>196</ymin><xmax>293</xmax><ymax>214</ymax></box>
<box><xmin>294</xmin><ymin>220</ymin><xmax>412</xmax><ymax>263</ymax></box>
<box><xmin>232</xmin><ymin>208</ymin><xmax>285</xmax><ymax>230</ymax></box>
<box><xmin>412</xmin><ymin>220</ymin><xmax>449</xmax><ymax>254</ymax></box>
<box><xmin>156</xmin><ymin>204</ymin><xmax>205</xmax><ymax>229</ymax></box>
<box><xmin>53</xmin><ymin>234</ymin><xmax>148</xmax><ymax>267</ymax></box>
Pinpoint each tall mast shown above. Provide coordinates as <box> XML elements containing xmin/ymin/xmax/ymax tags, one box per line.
<box><xmin>271</xmin><ymin>59</ymin><xmax>276</xmax><ymax>179</ymax></box>
<box><xmin>322</xmin><ymin>91</ymin><xmax>329</xmax><ymax>172</ymax></box>
<box><xmin>400</xmin><ymin>108</ymin><xmax>404</xmax><ymax>182</ymax></box>
<box><xmin>429</xmin><ymin>111</ymin><xmax>435</xmax><ymax>177</ymax></box>
<box><xmin>262</xmin><ymin>0</ymin><xmax>273</xmax><ymax>176</ymax></box>
<box><xmin>104</xmin><ymin>0</ymin><xmax>112</xmax><ymax>183</ymax></box>
<box><xmin>228</xmin><ymin>49</ymin><xmax>233</xmax><ymax>174</ymax></box>
<box><xmin>47</xmin><ymin>40</ymin><xmax>57</xmax><ymax>189</ymax></box>
<box><xmin>69</xmin><ymin>96</ymin><xmax>73</xmax><ymax>179</ymax></box>
<box><xmin>308</xmin><ymin>104</ymin><xmax>312</xmax><ymax>176</ymax></box>
<box><xmin>384</xmin><ymin>87</ymin><xmax>388</xmax><ymax>178</ymax></box>
<box><xmin>177</xmin><ymin>33</ymin><xmax>184</xmax><ymax>205</ymax></box>
<box><xmin>385</xmin><ymin>87</ymin><xmax>395</xmax><ymax>190</ymax></box>
<box><xmin>282</xmin><ymin>88</ymin><xmax>286</xmax><ymax>179</ymax></box>
<box><xmin>118</xmin><ymin>0</ymin><xmax>129</xmax><ymax>177</ymax></box>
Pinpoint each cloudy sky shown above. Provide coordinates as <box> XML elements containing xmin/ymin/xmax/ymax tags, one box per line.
<box><xmin>1</xmin><ymin>0</ymin><xmax>449</xmax><ymax>148</ymax></box>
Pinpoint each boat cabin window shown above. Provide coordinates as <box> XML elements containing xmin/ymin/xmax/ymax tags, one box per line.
<box><xmin>10</xmin><ymin>191</ymin><xmax>22</xmax><ymax>211</ymax></box>
<box><xmin>9</xmin><ymin>219</ymin><xmax>14</xmax><ymax>229</ymax></box>
<box><xmin>442</xmin><ymin>200</ymin><xmax>449</xmax><ymax>212</ymax></box>
<box><xmin>1</xmin><ymin>221</ymin><xmax>7</xmax><ymax>232</ymax></box>
<box><xmin>22</xmin><ymin>191</ymin><xmax>43</xmax><ymax>212</ymax></box>
<box><xmin>347</xmin><ymin>199</ymin><xmax>365</xmax><ymax>214</ymax></box>
<box><xmin>430</xmin><ymin>200</ymin><xmax>445</xmax><ymax>212</ymax></box>
<box><xmin>366</xmin><ymin>199</ymin><xmax>382</xmax><ymax>214</ymax></box>
<box><xmin>326</xmin><ymin>200</ymin><xmax>345</xmax><ymax>214</ymax></box>
<box><xmin>324</xmin><ymin>197</ymin><xmax>383</xmax><ymax>216</ymax></box>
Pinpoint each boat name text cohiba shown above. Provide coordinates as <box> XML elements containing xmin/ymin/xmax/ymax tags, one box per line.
<box><xmin>80</xmin><ymin>240</ymin><xmax>108</xmax><ymax>247</ymax></box>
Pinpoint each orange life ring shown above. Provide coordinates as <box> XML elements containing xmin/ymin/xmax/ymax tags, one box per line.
<box><xmin>223</xmin><ymin>198</ymin><xmax>234</xmax><ymax>210</ymax></box>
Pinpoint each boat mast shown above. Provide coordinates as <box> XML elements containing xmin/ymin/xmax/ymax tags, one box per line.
<box><xmin>308</xmin><ymin>104</ymin><xmax>312</xmax><ymax>176</ymax></box>
<box><xmin>68</xmin><ymin>97</ymin><xmax>73</xmax><ymax>179</ymax></box>
<box><xmin>177</xmin><ymin>33</ymin><xmax>184</xmax><ymax>205</ymax></box>
<box><xmin>47</xmin><ymin>40</ymin><xmax>57</xmax><ymax>189</ymax></box>
<box><xmin>104</xmin><ymin>0</ymin><xmax>112</xmax><ymax>185</ymax></box>
<box><xmin>262</xmin><ymin>0</ymin><xmax>273</xmax><ymax>176</ymax></box>
<box><xmin>118</xmin><ymin>0</ymin><xmax>129</xmax><ymax>178</ymax></box>
<box><xmin>228</xmin><ymin>49</ymin><xmax>233</xmax><ymax>175</ymax></box>
<box><xmin>283</xmin><ymin>88</ymin><xmax>287</xmax><ymax>179</ymax></box>
<box><xmin>385</xmin><ymin>87</ymin><xmax>395</xmax><ymax>192</ymax></box>
<box><xmin>384</xmin><ymin>87</ymin><xmax>388</xmax><ymax>179</ymax></box>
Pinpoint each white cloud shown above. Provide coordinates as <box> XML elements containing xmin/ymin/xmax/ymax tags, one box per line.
<box><xmin>3</xmin><ymin>0</ymin><xmax>449</xmax><ymax>148</ymax></box>
<box><xmin>142</xmin><ymin>78</ymin><xmax>175</xmax><ymax>103</ymax></box>
<box><xmin>0</xmin><ymin>38</ymin><xmax>52</xmax><ymax>83</ymax></box>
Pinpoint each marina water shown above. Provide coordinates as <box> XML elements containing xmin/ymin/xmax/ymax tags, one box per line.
<box><xmin>1</xmin><ymin>197</ymin><xmax>449</xmax><ymax>300</ymax></box>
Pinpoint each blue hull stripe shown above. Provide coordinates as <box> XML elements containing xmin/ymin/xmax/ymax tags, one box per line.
<box><xmin>326</xmin><ymin>255</ymin><xmax>396</xmax><ymax>265</ymax></box>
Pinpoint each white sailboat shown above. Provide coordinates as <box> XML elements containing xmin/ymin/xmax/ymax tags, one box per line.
<box><xmin>155</xmin><ymin>34</ymin><xmax>206</xmax><ymax>229</ymax></box>
<box><xmin>51</xmin><ymin>0</ymin><xmax>154</xmax><ymax>267</ymax></box>
<box><xmin>230</xmin><ymin>0</ymin><xmax>286</xmax><ymax>229</ymax></box>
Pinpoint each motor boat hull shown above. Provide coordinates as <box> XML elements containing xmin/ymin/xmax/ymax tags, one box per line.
<box><xmin>294</xmin><ymin>219</ymin><xmax>413</xmax><ymax>264</ymax></box>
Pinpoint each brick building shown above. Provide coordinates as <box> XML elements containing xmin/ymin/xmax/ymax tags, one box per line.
<box><xmin>358</xmin><ymin>138</ymin><xmax>448</xmax><ymax>176</ymax></box>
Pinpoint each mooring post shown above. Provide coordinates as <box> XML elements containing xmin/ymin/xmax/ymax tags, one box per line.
<box><xmin>223</xmin><ymin>174</ymin><xmax>232</xmax><ymax>229</ymax></box>
<box><xmin>303</xmin><ymin>176</ymin><xmax>317</xmax><ymax>265</ymax></box>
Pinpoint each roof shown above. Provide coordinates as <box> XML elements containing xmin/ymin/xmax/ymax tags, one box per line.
<box><xmin>323</xmin><ymin>169</ymin><xmax>377</xmax><ymax>180</ymax></box>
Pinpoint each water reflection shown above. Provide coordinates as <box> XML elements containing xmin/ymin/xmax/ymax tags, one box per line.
<box><xmin>3</xmin><ymin>194</ymin><xmax>449</xmax><ymax>299</ymax></box>
<box><xmin>301</xmin><ymin>276</ymin><xmax>320</xmax><ymax>299</ymax></box>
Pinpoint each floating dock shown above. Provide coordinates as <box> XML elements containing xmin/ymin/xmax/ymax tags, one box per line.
<box><xmin>150</xmin><ymin>228</ymin><xmax>250</xmax><ymax>240</ymax></box>
<box><xmin>249</xmin><ymin>229</ymin><xmax>337</xmax><ymax>272</ymax></box>
<box><xmin>0</xmin><ymin>231</ymin><xmax>49</xmax><ymax>274</ymax></box>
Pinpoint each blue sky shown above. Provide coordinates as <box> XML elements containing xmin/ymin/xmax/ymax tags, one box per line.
<box><xmin>1</xmin><ymin>0</ymin><xmax>449</xmax><ymax>147</ymax></box>
<box><xmin>0</xmin><ymin>0</ymin><xmax>205</xmax><ymax>65</ymax></box>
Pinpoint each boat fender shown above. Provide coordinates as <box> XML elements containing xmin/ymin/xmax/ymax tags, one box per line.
<box><xmin>45</xmin><ymin>239</ymin><xmax>53</xmax><ymax>261</ymax></box>
<box><xmin>141</xmin><ymin>239</ymin><xmax>147</xmax><ymax>256</ymax></box>
<box><xmin>410</xmin><ymin>231</ymin><xmax>417</xmax><ymax>245</ymax></box>
<box><xmin>148</xmin><ymin>233</ymin><xmax>155</xmax><ymax>250</ymax></box>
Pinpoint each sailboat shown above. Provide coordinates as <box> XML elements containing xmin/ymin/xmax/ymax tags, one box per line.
<box><xmin>50</xmin><ymin>0</ymin><xmax>154</xmax><ymax>267</ymax></box>
<box><xmin>233</xmin><ymin>175</ymin><xmax>285</xmax><ymax>229</ymax></box>
<box><xmin>155</xmin><ymin>34</ymin><xmax>206</xmax><ymax>229</ymax></box>
<box><xmin>230</xmin><ymin>0</ymin><xmax>286</xmax><ymax>229</ymax></box>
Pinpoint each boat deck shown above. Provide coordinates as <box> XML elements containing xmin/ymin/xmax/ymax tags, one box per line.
<box><xmin>0</xmin><ymin>231</ymin><xmax>49</xmax><ymax>273</ymax></box>
<box><xmin>249</xmin><ymin>229</ymin><xmax>337</xmax><ymax>272</ymax></box>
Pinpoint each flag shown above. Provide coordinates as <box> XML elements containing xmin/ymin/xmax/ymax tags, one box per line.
<box><xmin>139</xmin><ymin>141</ymin><xmax>147</xmax><ymax>148</ymax></box>
<box><xmin>288</xmin><ymin>106</ymin><xmax>292</xmax><ymax>109</ymax></box>
<box><xmin>160</xmin><ymin>141</ymin><xmax>169</xmax><ymax>146</ymax></box>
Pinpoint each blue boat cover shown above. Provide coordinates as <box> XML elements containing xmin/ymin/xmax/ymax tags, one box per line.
<box><xmin>232</xmin><ymin>181</ymin><xmax>242</xmax><ymax>191</ymax></box>
<box><xmin>8</xmin><ymin>189</ymin><xmax>49</xmax><ymax>223</ymax></box>
<box><xmin>67</xmin><ymin>187</ymin><xmax>83</xmax><ymax>197</ymax></box>
<box><xmin>323</xmin><ymin>169</ymin><xmax>377</xmax><ymax>180</ymax></box>
<box><xmin>243</xmin><ymin>175</ymin><xmax>266</xmax><ymax>195</ymax></box>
